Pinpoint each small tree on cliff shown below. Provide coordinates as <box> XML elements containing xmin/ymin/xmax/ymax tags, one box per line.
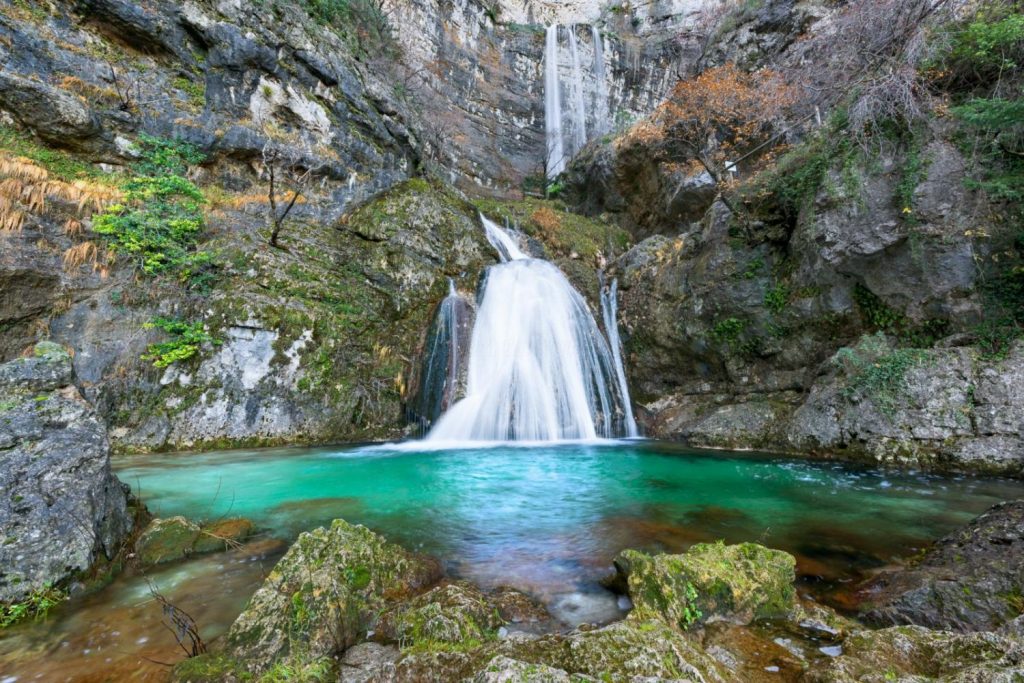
<box><xmin>626</xmin><ymin>63</ymin><xmax>794</xmax><ymax>219</ymax></box>
<box><xmin>625</xmin><ymin>63</ymin><xmax>795</xmax><ymax>209</ymax></box>
<box><xmin>260</xmin><ymin>141</ymin><xmax>323</xmax><ymax>248</ymax></box>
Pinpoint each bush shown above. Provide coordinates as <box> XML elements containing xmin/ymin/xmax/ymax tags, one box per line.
<box><xmin>835</xmin><ymin>333</ymin><xmax>927</xmax><ymax>416</ymax></box>
<box><xmin>303</xmin><ymin>0</ymin><xmax>397</xmax><ymax>60</ymax></box>
<box><xmin>141</xmin><ymin>317</ymin><xmax>220</xmax><ymax>368</ymax></box>
<box><xmin>1</xmin><ymin>584</ymin><xmax>66</xmax><ymax>628</ymax></box>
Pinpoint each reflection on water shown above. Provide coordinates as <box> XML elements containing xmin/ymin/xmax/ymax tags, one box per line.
<box><xmin>1</xmin><ymin>441</ymin><xmax>1020</xmax><ymax>681</ymax></box>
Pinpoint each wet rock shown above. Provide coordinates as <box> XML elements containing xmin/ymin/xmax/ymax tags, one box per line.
<box><xmin>376</xmin><ymin>581</ymin><xmax>505</xmax><ymax>647</ymax></box>
<box><xmin>804</xmin><ymin>625</ymin><xmax>1024</xmax><ymax>682</ymax></box>
<box><xmin>225</xmin><ymin>519</ymin><xmax>442</xmax><ymax>674</ymax></box>
<box><xmin>859</xmin><ymin>501</ymin><xmax>1024</xmax><ymax>632</ymax></box>
<box><xmin>497</xmin><ymin>620</ymin><xmax>729</xmax><ymax>682</ymax></box>
<box><xmin>339</xmin><ymin>642</ymin><xmax>400</xmax><ymax>683</ymax></box>
<box><xmin>491</xmin><ymin>586</ymin><xmax>551</xmax><ymax>624</ymax></box>
<box><xmin>0</xmin><ymin>343</ymin><xmax>132</xmax><ymax>603</ymax></box>
<box><xmin>134</xmin><ymin>517</ymin><xmax>201</xmax><ymax>566</ymax></box>
<box><xmin>469</xmin><ymin>655</ymin><xmax>586</xmax><ymax>682</ymax></box>
<box><xmin>193</xmin><ymin>518</ymin><xmax>256</xmax><ymax>554</ymax></box>
<box><xmin>612</xmin><ymin>542</ymin><xmax>796</xmax><ymax>629</ymax></box>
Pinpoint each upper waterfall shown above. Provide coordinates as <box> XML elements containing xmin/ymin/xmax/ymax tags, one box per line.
<box><xmin>544</xmin><ymin>24</ymin><xmax>612</xmax><ymax>179</ymax></box>
<box><xmin>425</xmin><ymin>216</ymin><xmax>636</xmax><ymax>442</ymax></box>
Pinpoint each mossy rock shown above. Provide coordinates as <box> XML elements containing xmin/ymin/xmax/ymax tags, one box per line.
<box><xmin>497</xmin><ymin>620</ymin><xmax>728</xmax><ymax>682</ymax></box>
<box><xmin>134</xmin><ymin>516</ymin><xmax>201</xmax><ymax>565</ymax></box>
<box><xmin>225</xmin><ymin>519</ymin><xmax>442</xmax><ymax>674</ymax></box>
<box><xmin>193</xmin><ymin>518</ymin><xmax>255</xmax><ymax>554</ymax></box>
<box><xmin>170</xmin><ymin>653</ymin><xmax>252</xmax><ymax>682</ymax></box>
<box><xmin>377</xmin><ymin>581</ymin><xmax>505</xmax><ymax>648</ymax></box>
<box><xmin>614</xmin><ymin>541</ymin><xmax>796</xmax><ymax>629</ymax></box>
<box><xmin>470</xmin><ymin>655</ymin><xmax>591</xmax><ymax>682</ymax></box>
<box><xmin>32</xmin><ymin>340</ymin><xmax>68</xmax><ymax>362</ymax></box>
<box><xmin>805</xmin><ymin>625</ymin><xmax>1024</xmax><ymax>682</ymax></box>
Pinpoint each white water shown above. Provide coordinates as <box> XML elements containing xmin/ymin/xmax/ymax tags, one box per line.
<box><xmin>427</xmin><ymin>217</ymin><xmax>631</xmax><ymax>442</ymax></box>
<box><xmin>567</xmin><ymin>25</ymin><xmax>588</xmax><ymax>153</ymax></box>
<box><xmin>544</xmin><ymin>25</ymin><xmax>566</xmax><ymax>179</ymax></box>
<box><xmin>591</xmin><ymin>26</ymin><xmax>610</xmax><ymax>136</ymax></box>
<box><xmin>600</xmin><ymin>277</ymin><xmax>638</xmax><ymax>437</ymax></box>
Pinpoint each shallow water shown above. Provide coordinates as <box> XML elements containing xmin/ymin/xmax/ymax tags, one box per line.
<box><xmin>2</xmin><ymin>441</ymin><xmax>1020</xmax><ymax>681</ymax></box>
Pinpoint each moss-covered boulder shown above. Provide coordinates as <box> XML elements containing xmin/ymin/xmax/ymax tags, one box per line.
<box><xmin>376</xmin><ymin>581</ymin><xmax>505</xmax><ymax>648</ymax></box>
<box><xmin>134</xmin><ymin>516</ymin><xmax>201</xmax><ymax>565</ymax></box>
<box><xmin>805</xmin><ymin>625</ymin><xmax>1024</xmax><ymax>682</ymax></box>
<box><xmin>613</xmin><ymin>542</ymin><xmax>796</xmax><ymax>629</ymax></box>
<box><xmin>224</xmin><ymin>519</ymin><xmax>442</xmax><ymax>674</ymax></box>
<box><xmin>193</xmin><ymin>518</ymin><xmax>255</xmax><ymax>554</ymax></box>
<box><xmin>470</xmin><ymin>655</ymin><xmax>591</xmax><ymax>682</ymax></box>
<box><xmin>498</xmin><ymin>620</ymin><xmax>728</xmax><ymax>682</ymax></box>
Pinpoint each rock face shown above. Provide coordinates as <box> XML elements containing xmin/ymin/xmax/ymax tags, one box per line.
<box><xmin>0</xmin><ymin>342</ymin><xmax>132</xmax><ymax>603</ymax></box>
<box><xmin>859</xmin><ymin>501</ymin><xmax>1024</xmax><ymax>633</ymax></box>
<box><xmin>225</xmin><ymin>519</ymin><xmax>442</xmax><ymax>674</ymax></box>
<box><xmin>611</xmin><ymin>542</ymin><xmax>796</xmax><ymax>629</ymax></box>
<box><xmin>805</xmin><ymin>625</ymin><xmax>1024</xmax><ymax>683</ymax></box>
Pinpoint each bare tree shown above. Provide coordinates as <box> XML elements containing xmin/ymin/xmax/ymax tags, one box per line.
<box><xmin>148</xmin><ymin>581</ymin><xmax>206</xmax><ymax>658</ymax></box>
<box><xmin>260</xmin><ymin>141</ymin><xmax>322</xmax><ymax>248</ymax></box>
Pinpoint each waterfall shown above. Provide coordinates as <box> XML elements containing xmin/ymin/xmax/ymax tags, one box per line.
<box><xmin>410</xmin><ymin>279</ymin><xmax>474</xmax><ymax>433</ymax></box>
<box><xmin>567</xmin><ymin>25</ymin><xmax>587</xmax><ymax>154</ymax></box>
<box><xmin>600</xmin><ymin>276</ymin><xmax>639</xmax><ymax>437</ymax></box>
<box><xmin>545</xmin><ymin>24</ymin><xmax>613</xmax><ymax>178</ymax></box>
<box><xmin>544</xmin><ymin>25</ymin><xmax>566</xmax><ymax>179</ymax></box>
<box><xmin>426</xmin><ymin>216</ymin><xmax>632</xmax><ymax>442</ymax></box>
<box><xmin>591</xmin><ymin>26</ymin><xmax>610</xmax><ymax>136</ymax></box>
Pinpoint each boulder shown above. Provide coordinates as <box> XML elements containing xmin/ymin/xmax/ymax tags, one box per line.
<box><xmin>376</xmin><ymin>581</ymin><xmax>505</xmax><ymax>647</ymax></box>
<box><xmin>805</xmin><ymin>625</ymin><xmax>1024</xmax><ymax>682</ymax></box>
<box><xmin>193</xmin><ymin>518</ymin><xmax>256</xmax><ymax>554</ymax></box>
<box><xmin>0</xmin><ymin>342</ymin><xmax>132</xmax><ymax>603</ymax></box>
<box><xmin>469</xmin><ymin>655</ymin><xmax>588</xmax><ymax>682</ymax></box>
<box><xmin>859</xmin><ymin>501</ymin><xmax>1024</xmax><ymax>632</ymax></box>
<box><xmin>611</xmin><ymin>542</ymin><xmax>796</xmax><ymax>629</ymax></box>
<box><xmin>0</xmin><ymin>72</ymin><xmax>101</xmax><ymax>146</ymax></box>
<box><xmin>134</xmin><ymin>516</ymin><xmax>201</xmax><ymax>565</ymax></box>
<box><xmin>224</xmin><ymin>519</ymin><xmax>442</xmax><ymax>674</ymax></box>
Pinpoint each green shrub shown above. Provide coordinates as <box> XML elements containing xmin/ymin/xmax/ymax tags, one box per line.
<box><xmin>141</xmin><ymin>317</ymin><xmax>220</xmax><ymax>368</ymax></box>
<box><xmin>764</xmin><ymin>283</ymin><xmax>789</xmax><ymax>314</ymax></box>
<box><xmin>133</xmin><ymin>134</ymin><xmax>205</xmax><ymax>176</ymax></box>
<box><xmin>835</xmin><ymin>333</ymin><xmax>927</xmax><ymax>416</ymax></box>
<box><xmin>1</xmin><ymin>584</ymin><xmax>66</xmax><ymax>628</ymax></box>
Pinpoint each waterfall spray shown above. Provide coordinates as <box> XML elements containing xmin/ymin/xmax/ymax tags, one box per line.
<box><xmin>567</xmin><ymin>25</ymin><xmax>588</xmax><ymax>154</ymax></box>
<box><xmin>544</xmin><ymin>25</ymin><xmax>565</xmax><ymax>179</ymax></box>
<box><xmin>426</xmin><ymin>216</ymin><xmax>632</xmax><ymax>442</ymax></box>
<box><xmin>591</xmin><ymin>26</ymin><xmax>610</xmax><ymax>136</ymax></box>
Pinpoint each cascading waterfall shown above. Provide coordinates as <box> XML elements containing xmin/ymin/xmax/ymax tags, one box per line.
<box><xmin>426</xmin><ymin>216</ymin><xmax>633</xmax><ymax>442</ymax></box>
<box><xmin>544</xmin><ymin>23</ymin><xmax>613</xmax><ymax>178</ymax></box>
<box><xmin>410</xmin><ymin>279</ymin><xmax>475</xmax><ymax>433</ymax></box>
<box><xmin>600</xmin><ymin>276</ymin><xmax>638</xmax><ymax>437</ymax></box>
<box><xmin>544</xmin><ymin>25</ymin><xmax>566</xmax><ymax>179</ymax></box>
<box><xmin>567</xmin><ymin>25</ymin><xmax>588</xmax><ymax>153</ymax></box>
<box><xmin>591</xmin><ymin>26</ymin><xmax>610</xmax><ymax>136</ymax></box>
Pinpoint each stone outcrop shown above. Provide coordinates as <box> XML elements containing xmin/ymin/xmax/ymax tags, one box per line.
<box><xmin>224</xmin><ymin>519</ymin><xmax>442</xmax><ymax>674</ymax></box>
<box><xmin>858</xmin><ymin>501</ymin><xmax>1024</xmax><ymax>633</ymax></box>
<box><xmin>0</xmin><ymin>342</ymin><xmax>132</xmax><ymax>603</ymax></box>
<box><xmin>609</xmin><ymin>542</ymin><xmax>797</xmax><ymax>628</ymax></box>
<box><xmin>134</xmin><ymin>515</ymin><xmax>255</xmax><ymax>565</ymax></box>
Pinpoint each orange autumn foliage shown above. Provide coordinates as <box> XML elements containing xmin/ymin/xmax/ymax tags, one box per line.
<box><xmin>624</xmin><ymin>64</ymin><xmax>795</xmax><ymax>183</ymax></box>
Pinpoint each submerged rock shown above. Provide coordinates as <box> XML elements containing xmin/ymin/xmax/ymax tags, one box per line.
<box><xmin>611</xmin><ymin>542</ymin><xmax>797</xmax><ymax>629</ymax></box>
<box><xmin>135</xmin><ymin>516</ymin><xmax>255</xmax><ymax>565</ymax></box>
<box><xmin>0</xmin><ymin>342</ymin><xmax>132</xmax><ymax>603</ymax></box>
<box><xmin>224</xmin><ymin>519</ymin><xmax>441</xmax><ymax>674</ymax></box>
<box><xmin>805</xmin><ymin>625</ymin><xmax>1024</xmax><ymax>682</ymax></box>
<box><xmin>859</xmin><ymin>500</ymin><xmax>1024</xmax><ymax>632</ymax></box>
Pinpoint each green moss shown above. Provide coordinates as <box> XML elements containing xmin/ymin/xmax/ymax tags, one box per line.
<box><xmin>0</xmin><ymin>583</ymin><xmax>66</xmax><ymax>628</ymax></box>
<box><xmin>834</xmin><ymin>333</ymin><xmax>929</xmax><ymax>416</ymax></box>
<box><xmin>170</xmin><ymin>654</ymin><xmax>254</xmax><ymax>682</ymax></box>
<box><xmin>0</xmin><ymin>125</ymin><xmax>107</xmax><ymax>181</ymax></box>
<box><xmin>472</xmin><ymin>197</ymin><xmax>631</xmax><ymax>260</ymax></box>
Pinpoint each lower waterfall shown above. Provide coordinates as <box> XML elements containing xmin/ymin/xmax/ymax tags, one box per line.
<box><xmin>425</xmin><ymin>216</ymin><xmax>636</xmax><ymax>442</ymax></box>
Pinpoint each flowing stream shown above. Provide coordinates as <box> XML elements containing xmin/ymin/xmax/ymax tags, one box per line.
<box><xmin>425</xmin><ymin>217</ymin><xmax>633</xmax><ymax>442</ymax></box>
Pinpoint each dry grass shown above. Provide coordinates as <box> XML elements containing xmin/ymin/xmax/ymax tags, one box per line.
<box><xmin>0</xmin><ymin>154</ymin><xmax>121</xmax><ymax>233</ymax></box>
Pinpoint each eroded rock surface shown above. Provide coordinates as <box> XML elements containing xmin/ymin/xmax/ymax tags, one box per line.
<box><xmin>0</xmin><ymin>342</ymin><xmax>132</xmax><ymax>603</ymax></box>
<box><xmin>859</xmin><ymin>501</ymin><xmax>1024</xmax><ymax>633</ymax></box>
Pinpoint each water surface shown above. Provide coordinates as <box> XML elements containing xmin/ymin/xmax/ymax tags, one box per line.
<box><xmin>2</xmin><ymin>441</ymin><xmax>1020</xmax><ymax>681</ymax></box>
